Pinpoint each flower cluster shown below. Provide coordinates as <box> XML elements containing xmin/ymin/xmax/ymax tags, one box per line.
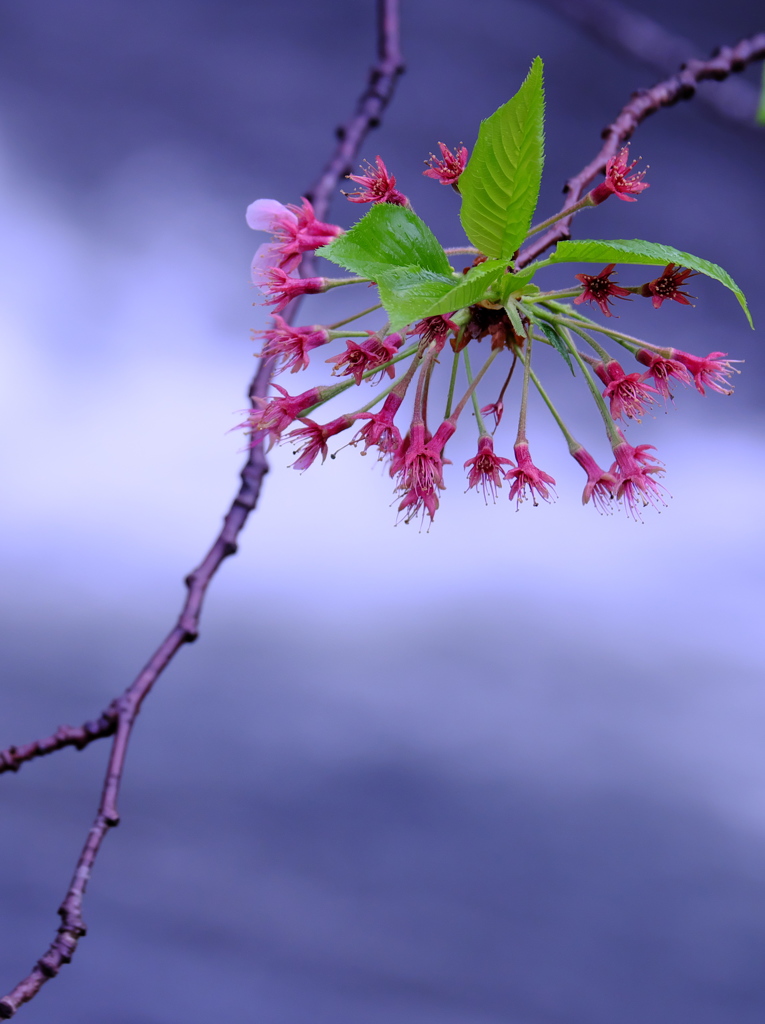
<box><xmin>240</xmin><ymin>63</ymin><xmax>747</xmax><ymax>525</ymax></box>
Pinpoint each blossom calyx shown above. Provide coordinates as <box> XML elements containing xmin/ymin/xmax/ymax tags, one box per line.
<box><xmin>345</xmin><ymin>157</ymin><xmax>408</xmax><ymax>206</ymax></box>
<box><xmin>668</xmin><ymin>349</ymin><xmax>740</xmax><ymax>396</ymax></box>
<box><xmin>326</xmin><ymin>332</ymin><xmax>403</xmax><ymax>386</ymax></box>
<box><xmin>464</xmin><ymin>436</ymin><xmax>513</xmax><ymax>502</ymax></box>
<box><xmin>505</xmin><ymin>442</ymin><xmax>556</xmax><ymax>508</ymax></box>
<box><xmin>594</xmin><ymin>359</ymin><xmax>658</xmax><ymax>421</ymax></box>
<box><xmin>609</xmin><ymin>440</ymin><xmax>666</xmax><ymax>519</ymax></box>
<box><xmin>257</xmin><ymin>316</ymin><xmax>330</xmax><ymax>374</ymax></box>
<box><xmin>246</xmin><ymin>198</ymin><xmax>342</xmax><ymax>272</ymax></box>
<box><xmin>635</xmin><ymin>349</ymin><xmax>692</xmax><ymax>398</ymax></box>
<box><xmin>573</xmin><ymin>264</ymin><xmax>631</xmax><ymax>317</ymax></box>
<box><xmin>640</xmin><ymin>264</ymin><xmax>695</xmax><ymax>309</ymax></box>
<box><xmin>589</xmin><ymin>146</ymin><xmax>649</xmax><ymax>205</ymax></box>
<box><xmin>571</xmin><ymin>446</ymin><xmax>616</xmax><ymax>513</ymax></box>
<box><xmin>423</xmin><ymin>143</ymin><xmax>469</xmax><ymax>187</ymax></box>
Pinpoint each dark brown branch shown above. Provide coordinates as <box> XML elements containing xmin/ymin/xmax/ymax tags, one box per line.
<box><xmin>535</xmin><ymin>0</ymin><xmax>761</xmax><ymax>125</ymax></box>
<box><xmin>517</xmin><ymin>32</ymin><xmax>765</xmax><ymax>269</ymax></box>
<box><xmin>0</xmin><ymin>1</ymin><xmax>404</xmax><ymax>1016</ymax></box>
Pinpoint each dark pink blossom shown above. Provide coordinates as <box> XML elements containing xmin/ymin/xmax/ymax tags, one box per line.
<box><xmin>668</xmin><ymin>349</ymin><xmax>740</xmax><ymax>396</ymax></box>
<box><xmin>287</xmin><ymin>415</ymin><xmax>357</xmax><ymax>471</ymax></box>
<box><xmin>594</xmin><ymin>359</ymin><xmax>658</xmax><ymax>420</ymax></box>
<box><xmin>635</xmin><ymin>348</ymin><xmax>693</xmax><ymax>399</ymax></box>
<box><xmin>505</xmin><ymin>442</ymin><xmax>556</xmax><ymax>508</ymax></box>
<box><xmin>252</xmin><ymin>265</ymin><xmax>326</xmax><ymax>313</ymax></box>
<box><xmin>236</xmin><ymin>384</ymin><xmax>325</xmax><ymax>448</ymax></box>
<box><xmin>573</xmin><ymin>264</ymin><xmax>631</xmax><ymax>317</ymax></box>
<box><xmin>423</xmin><ymin>143</ymin><xmax>469</xmax><ymax>186</ymax></box>
<box><xmin>326</xmin><ymin>332</ymin><xmax>403</xmax><ymax>386</ymax></box>
<box><xmin>571</xmin><ymin>446</ymin><xmax>617</xmax><ymax>513</ymax></box>
<box><xmin>392</xmin><ymin>420</ymin><xmax>456</xmax><ymax>524</ymax></box>
<box><xmin>413</xmin><ymin>314</ymin><xmax>458</xmax><ymax>351</ymax></box>
<box><xmin>345</xmin><ymin>157</ymin><xmax>407</xmax><ymax>206</ymax></box>
<box><xmin>464</xmin><ymin>436</ymin><xmax>513</xmax><ymax>502</ymax></box>
<box><xmin>353</xmin><ymin>392</ymin><xmax>405</xmax><ymax>456</ymax></box>
<box><xmin>589</xmin><ymin>146</ymin><xmax>649</xmax><ymax>205</ymax></box>
<box><xmin>246</xmin><ymin>197</ymin><xmax>342</xmax><ymax>272</ymax></box>
<box><xmin>610</xmin><ymin>440</ymin><xmax>666</xmax><ymax>519</ymax></box>
<box><xmin>480</xmin><ymin>400</ymin><xmax>504</xmax><ymax>430</ymax></box>
<box><xmin>257</xmin><ymin>316</ymin><xmax>330</xmax><ymax>373</ymax></box>
<box><xmin>640</xmin><ymin>264</ymin><xmax>695</xmax><ymax>309</ymax></box>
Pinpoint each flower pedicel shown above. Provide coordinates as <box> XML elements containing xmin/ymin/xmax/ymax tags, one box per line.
<box><xmin>240</xmin><ymin>58</ymin><xmax>751</xmax><ymax>524</ymax></box>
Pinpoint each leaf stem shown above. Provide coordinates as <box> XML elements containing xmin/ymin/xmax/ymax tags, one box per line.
<box><xmin>444</xmin><ymin>344</ymin><xmax>462</xmax><ymax>419</ymax></box>
<box><xmin>462</xmin><ymin>349</ymin><xmax>489</xmax><ymax>434</ymax></box>
<box><xmin>327</xmin><ymin>303</ymin><xmax>383</xmax><ymax>329</ymax></box>
<box><xmin>525</xmin><ymin>195</ymin><xmax>595</xmax><ymax>239</ymax></box>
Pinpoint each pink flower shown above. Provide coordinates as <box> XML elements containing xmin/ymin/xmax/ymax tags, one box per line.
<box><xmin>609</xmin><ymin>440</ymin><xmax>666</xmax><ymax>519</ymax></box>
<box><xmin>326</xmin><ymin>332</ymin><xmax>403</xmax><ymax>386</ymax></box>
<box><xmin>505</xmin><ymin>442</ymin><xmax>556</xmax><ymax>508</ymax></box>
<box><xmin>257</xmin><ymin>316</ymin><xmax>330</xmax><ymax>373</ymax></box>
<box><xmin>635</xmin><ymin>349</ymin><xmax>693</xmax><ymax>399</ymax></box>
<box><xmin>571</xmin><ymin>446</ymin><xmax>617</xmax><ymax>513</ymax></box>
<box><xmin>252</xmin><ymin>265</ymin><xmax>326</xmax><ymax>313</ymax></box>
<box><xmin>236</xmin><ymin>384</ymin><xmax>325</xmax><ymax>448</ymax></box>
<box><xmin>353</xmin><ymin>392</ymin><xmax>405</xmax><ymax>457</ymax></box>
<box><xmin>287</xmin><ymin>415</ymin><xmax>356</xmax><ymax>471</ymax></box>
<box><xmin>246</xmin><ymin>197</ymin><xmax>342</xmax><ymax>272</ymax></box>
<box><xmin>668</xmin><ymin>349</ymin><xmax>740</xmax><ymax>396</ymax></box>
<box><xmin>345</xmin><ymin>157</ymin><xmax>407</xmax><ymax>206</ymax></box>
<box><xmin>573</xmin><ymin>264</ymin><xmax>631</xmax><ymax>317</ymax></box>
<box><xmin>640</xmin><ymin>264</ymin><xmax>695</xmax><ymax>309</ymax></box>
<box><xmin>423</xmin><ymin>143</ymin><xmax>469</xmax><ymax>186</ymax></box>
<box><xmin>589</xmin><ymin>146</ymin><xmax>649</xmax><ymax>205</ymax></box>
<box><xmin>594</xmin><ymin>359</ymin><xmax>658</xmax><ymax>420</ymax></box>
<box><xmin>480</xmin><ymin>400</ymin><xmax>504</xmax><ymax>430</ymax></box>
<box><xmin>413</xmin><ymin>314</ymin><xmax>458</xmax><ymax>351</ymax></box>
<box><xmin>392</xmin><ymin>420</ymin><xmax>456</xmax><ymax>524</ymax></box>
<box><xmin>464</xmin><ymin>436</ymin><xmax>513</xmax><ymax>502</ymax></box>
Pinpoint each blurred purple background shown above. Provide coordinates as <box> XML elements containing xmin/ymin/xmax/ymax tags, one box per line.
<box><xmin>1</xmin><ymin>1</ymin><xmax>764</xmax><ymax>1021</ymax></box>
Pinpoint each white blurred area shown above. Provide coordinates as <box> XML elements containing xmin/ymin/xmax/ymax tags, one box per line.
<box><xmin>2</xmin><ymin>139</ymin><xmax>765</xmax><ymax>840</ymax></box>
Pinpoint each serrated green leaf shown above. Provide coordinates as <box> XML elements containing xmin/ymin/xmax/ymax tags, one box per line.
<box><xmin>537</xmin><ymin>320</ymin><xmax>575</xmax><ymax>375</ymax></box>
<box><xmin>549</xmin><ymin>238</ymin><xmax>753</xmax><ymax>327</ymax></box>
<box><xmin>317</xmin><ymin>203</ymin><xmax>451</xmax><ymax>280</ymax></box>
<box><xmin>421</xmin><ymin>259</ymin><xmax>507</xmax><ymax>318</ymax></box>
<box><xmin>504</xmin><ymin>300</ymin><xmax>526</xmax><ymax>339</ymax></box>
<box><xmin>500</xmin><ymin>265</ymin><xmax>540</xmax><ymax>302</ymax></box>
<box><xmin>376</xmin><ymin>266</ymin><xmax>456</xmax><ymax>332</ymax></box>
<box><xmin>459</xmin><ymin>57</ymin><xmax>545</xmax><ymax>259</ymax></box>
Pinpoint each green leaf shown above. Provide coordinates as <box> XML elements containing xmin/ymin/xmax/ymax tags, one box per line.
<box><xmin>499</xmin><ymin>265</ymin><xmax>540</xmax><ymax>301</ymax></box>
<box><xmin>317</xmin><ymin>203</ymin><xmax>451</xmax><ymax>279</ymax></box>
<box><xmin>421</xmin><ymin>259</ymin><xmax>507</xmax><ymax>318</ymax></box>
<box><xmin>458</xmin><ymin>56</ymin><xmax>545</xmax><ymax>259</ymax></box>
<box><xmin>376</xmin><ymin>266</ymin><xmax>456</xmax><ymax>332</ymax></box>
<box><xmin>757</xmin><ymin>64</ymin><xmax>765</xmax><ymax>126</ymax></box>
<box><xmin>536</xmin><ymin>319</ymin><xmax>575</xmax><ymax>375</ymax></box>
<box><xmin>549</xmin><ymin>238</ymin><xmax>753</xmax><ymax>328</ymax></box>
<box><xmin>504</xmin><ymin>299</ymin><xmax>526</xmax><ymax>339</ymax></box>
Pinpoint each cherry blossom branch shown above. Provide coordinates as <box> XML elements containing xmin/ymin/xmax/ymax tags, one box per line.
<box><xmin>517</xmin><ymin>32</ymin><xmax>765</xmax><ymax>268</ymax></box>
<box><xmin>535</xmin><ymin>0</ymin><xmax>761</xmax><ymax>124</ymax></box>
<box><xmin>0</xmin><ymin>2</ymin><xmax>404</xmax><ymax>1017</ymax></box>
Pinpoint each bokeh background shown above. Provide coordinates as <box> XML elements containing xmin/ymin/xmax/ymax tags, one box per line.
<box><xmin>1</xmin><ymin>1</ymin><xmax>764</xmax><ymax>1021</ymax></box>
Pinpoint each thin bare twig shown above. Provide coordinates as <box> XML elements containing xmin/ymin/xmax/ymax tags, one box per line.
<box><xmin>535</xmin><ymin>0</ymin><xmax>762</xmax><ymax>124</ymax></box>
<box><xmin>0</xmin><ymin>2</ymin><xmax>404</xmax><ymax>1016</ymax></box>
<box><xmin>517</xmin><ymin>33</ymin><xmax>765</xmax><ymax>269</ymax></box>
